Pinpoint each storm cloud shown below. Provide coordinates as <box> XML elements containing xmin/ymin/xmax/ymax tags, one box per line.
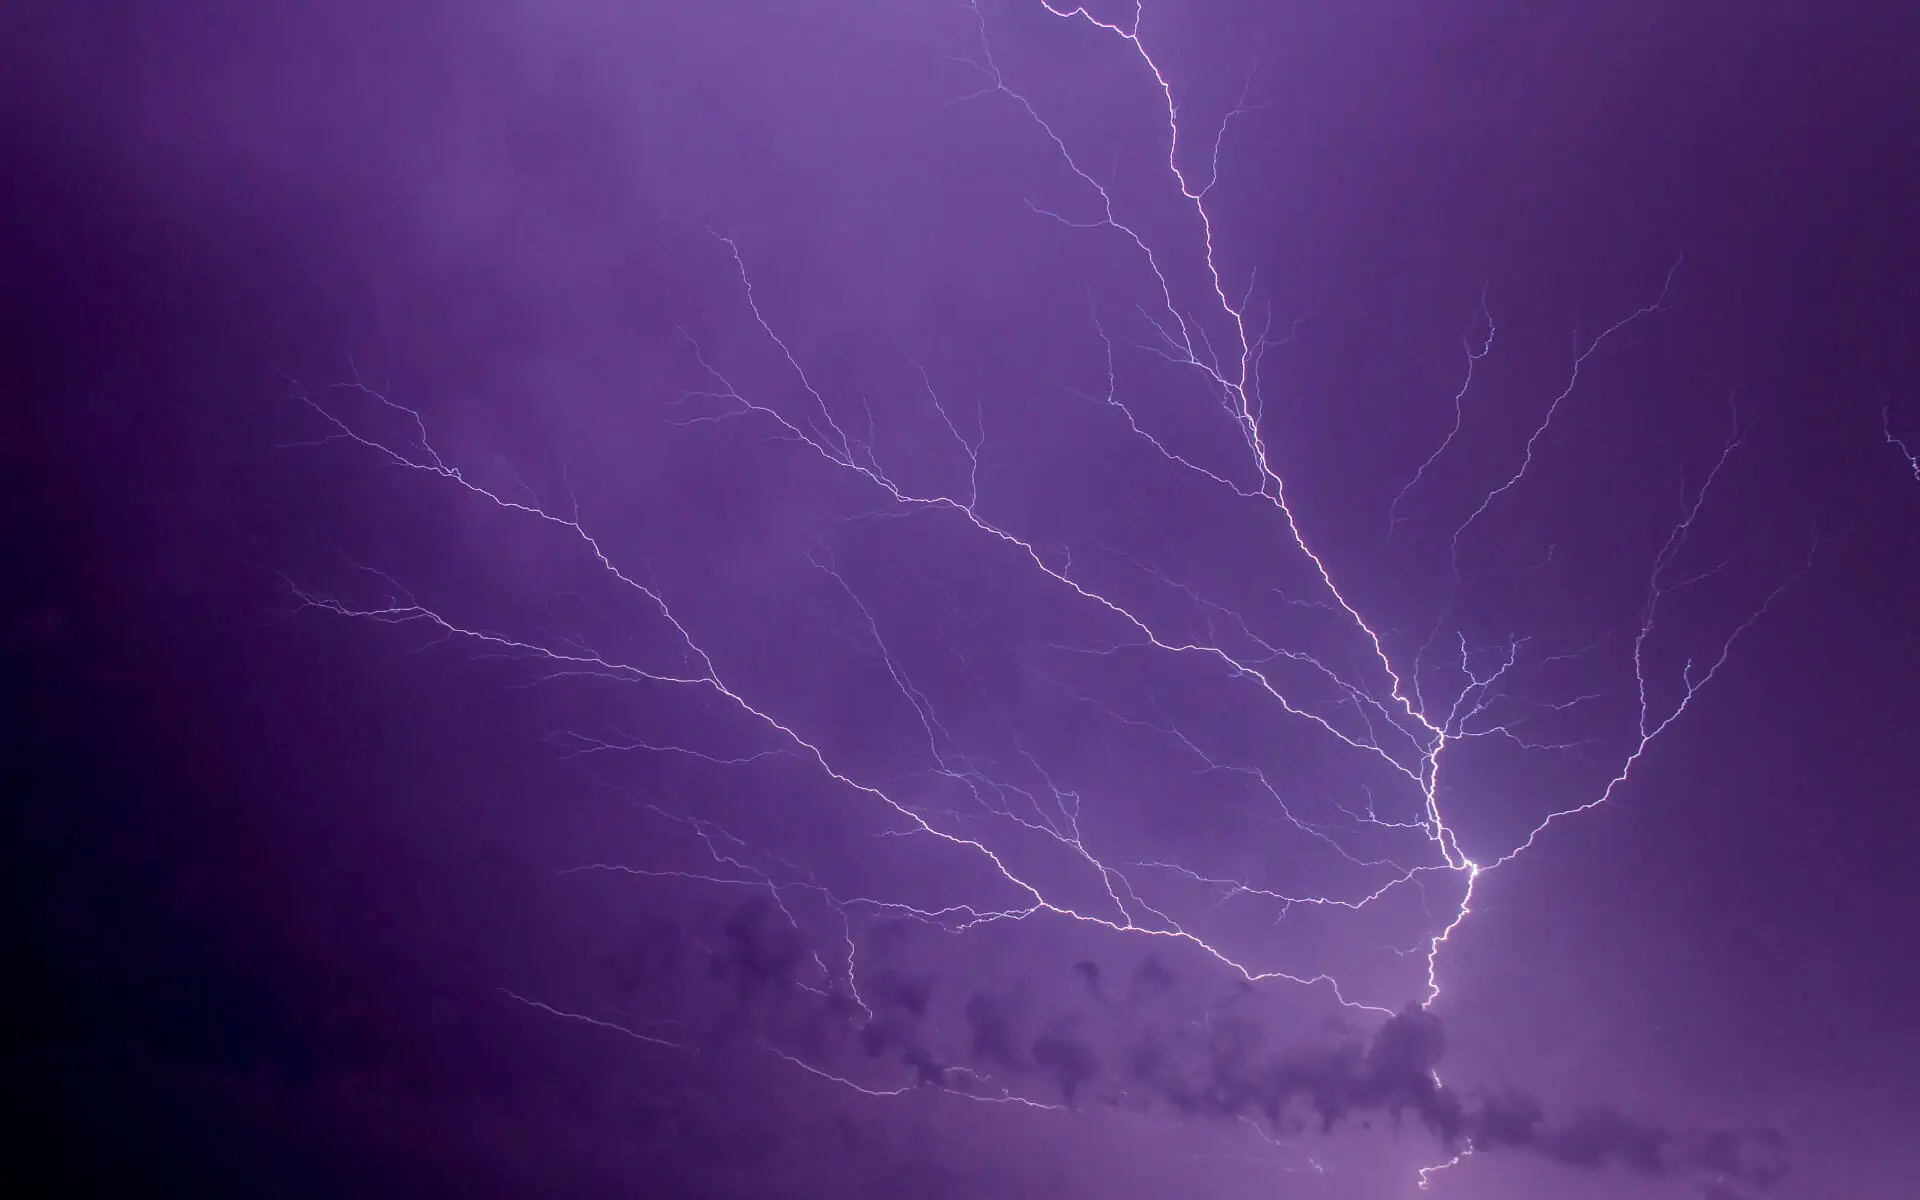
<box><xmin>688</xmin><ymin>899</ymin><xmax>1792</xmax><ymax>1194</ymax></box>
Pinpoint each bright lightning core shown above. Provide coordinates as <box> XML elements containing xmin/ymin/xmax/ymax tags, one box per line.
<box><xmin>285</xmin><ymin>0</ymin><xmax>1807</xmax><ymax>1188</ymax></box>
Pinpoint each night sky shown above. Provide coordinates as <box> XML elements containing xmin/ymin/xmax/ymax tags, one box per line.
<box><xmin>5</xmin><ymin>2</ymin><xmax>1917</xmax><ymax>1197</ymax></box>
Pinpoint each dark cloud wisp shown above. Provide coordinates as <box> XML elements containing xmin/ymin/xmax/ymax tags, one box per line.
<box><xmin>687</xmin><ymin>899</ymin><xmax>1790</xmax><ymax>1193</ymax></box>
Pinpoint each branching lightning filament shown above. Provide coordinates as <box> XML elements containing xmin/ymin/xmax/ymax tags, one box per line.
<box><xmin>286</xmin><ymin>0</ymin><xmax>1809</xmax><ymax>1186</ymax></box>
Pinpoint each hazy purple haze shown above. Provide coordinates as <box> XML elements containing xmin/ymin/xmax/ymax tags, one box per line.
<box><xmin>5</xmin><ymin>2</ymin><xmax>1917</xmax><ymax>1197</ymax></box>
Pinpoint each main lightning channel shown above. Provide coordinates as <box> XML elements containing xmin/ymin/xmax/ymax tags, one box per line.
<box><xmin>288</xmin><ymin>0</ymin><xmax>1808</xmax><ymax>1177</ymax></box>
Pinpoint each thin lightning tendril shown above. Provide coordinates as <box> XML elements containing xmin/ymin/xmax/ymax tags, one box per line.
<box><xmin>1885</xmin><ymin>405</ymin><xmax>1920</xmax><ymax>481</ymax></box>
<box><xmin>288</xmin><ymin>0</ymin><xmax>1810</xmax><ymax>1183</ymax></box>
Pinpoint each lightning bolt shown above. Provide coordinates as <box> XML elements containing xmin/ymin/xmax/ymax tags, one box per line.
<box><xmin>285</xmin><ymin>0</ymin><xmax>1811</xmax><ymax>1187</ymax></box>
<box><xmin>1886</xmin><ymin>405</ymin><xmax>1920</xmax><ymax>481</ymax></box>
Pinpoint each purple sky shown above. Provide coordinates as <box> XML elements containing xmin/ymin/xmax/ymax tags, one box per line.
<box><xmin>5</xmin><ymin>1</ymin><xmax>1917</xmax><ymax>1196</ymax></box>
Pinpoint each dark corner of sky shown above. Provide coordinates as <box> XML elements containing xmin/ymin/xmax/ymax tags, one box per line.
<box><xmin>2</xmin><ymin>1</ymin><xmax>1916</xmax><ymax>1197</ymax></box>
